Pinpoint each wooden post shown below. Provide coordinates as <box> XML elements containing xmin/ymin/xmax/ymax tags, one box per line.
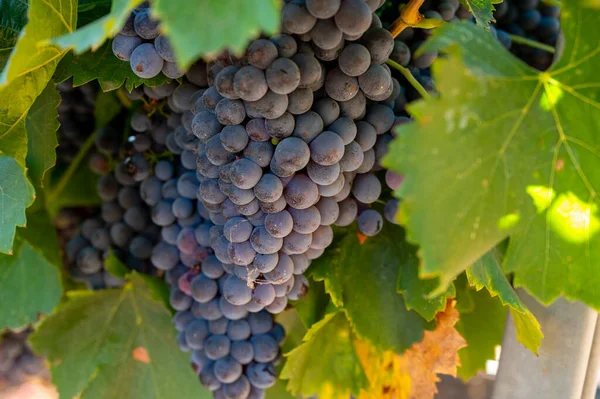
<box><xmin>492</xmin><ymin>290</ymin><xmax>598</xmax><ymax>399</ymax></box>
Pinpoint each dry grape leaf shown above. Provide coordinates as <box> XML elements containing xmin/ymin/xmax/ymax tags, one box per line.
<box><xmin>385</xmin><ymin>4</ymin><xmax>600</xmax><ymax>309</ymax></box>
<box><xmin>468</xmin><ymin>248</ymin><xmax>543</xmax><ymax>353</ymax></box>
<box><xmin>0</xmin><ymin>0</ymin><xmax>75</xmax><ymax>165</ymax></box>
<box><xmin>356</xmin><ymin>301</ymin><xmax>466</xmax><ymax>399</ymax></box>
<box><xmin>459</xmin><ymin>0</ymin><xmax>502</xmax><ymax>27</ymax></box>
<box><xmin>30</xmin><ymin>272</ymin><xmax>207</xmax><ymax>399</ymax></box>
<box><xmin>310</xmin><ymin>224</ymin><xmax>434</xmax><ymax>353</ymax></box>
<box><xmin>280</xmin><ymin>312</ymin><xmax>368</xmax><ymax>399</ymax></box>
<box><xmin>454</xmin><ymin>274</ymin><xmax>505</xmax><ymax>380</ymax></box>
<box><xmin>54</xmin><ymin>43</ymin><xmax>171</xmax><ymax>92</ymax></box>
<box><xmin>151</xmin><ymin>0</ymin><xmax>280</xmax><ymax>68</ymax></box>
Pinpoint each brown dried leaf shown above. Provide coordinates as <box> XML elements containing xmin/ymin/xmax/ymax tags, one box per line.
<box><xmin>357</xmin><ymin>300</ymin><xmax>466</xmax><ymax>399</ymax></box>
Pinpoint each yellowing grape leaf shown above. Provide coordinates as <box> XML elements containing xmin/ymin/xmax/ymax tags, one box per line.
<box><xmin>357</xmin><ymin>301</ymin><xmax>466</xmax><ymax>399</ymax></box>
<box><xmin>384</xmin><ymin>3</ymin><xmax>600</xmax><ymax>310</ymax></box>
<box><xmin>0</xmin><ymin>0</ymin><xmax>76</xmax><ymax>165</ymax></box>
<box><xmin>280</xmin><ymin>312</ymin><xmax>368</xmax><ymax>399</ymax></box>
<box><xmin>468</xmin><ymin>248</ymin><xmax>543</xmax><ymax>353</ymax></box>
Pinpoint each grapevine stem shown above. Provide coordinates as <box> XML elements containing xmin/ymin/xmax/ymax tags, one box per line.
<box><xmin>386</xmin><ymin>59</ymin><xmax>431</xmax><ymax>100</ymax></box>
<box><xmin>46</xmin><ymin>131</ymin><xmax>97</xmax><ymax>206</ymax></box>
<box><xmin>508</xmin><ymin>34</ymin><xmax>556</xmax><ymax>54</ymax></box>
<box><xmin>388</xmin><ymin>0</ymin><xmax>425</xmax><ymax>38</ymax></box>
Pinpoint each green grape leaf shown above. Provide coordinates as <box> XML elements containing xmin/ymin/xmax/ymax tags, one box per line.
<box><xmin>290</xmin><ymin>278</ymin><xmax>331</xmax><ymax>329</ymax></box>
<box><xmin>19</xmin><ymin>205</ymin><xmax>63</xmax><ymax>268</ymax></box>
<box><xmin>54</xmin><ymin>43</ymin><xmax>171</xmax><ymax>92</ymax></box>
<box><xmin>459</xmin><ymin>0</ymin><xmax>502</xmax><ymax>27</ymax></box>
<box><xmin>0</xmin><ymin>0</ymin><xmax>76</xmax><ymax>165</ymax></box>
<box><xmin>395</xmin><ymin>225</ymin><xmax>456</xmax><ymax>321</ymax></box>
<box><xmin>25</xmin><ymin>82</ymin><xmax>60</xmax><ymax>186</ymax></box>
<box><xmin>467</xmin><ymin>249</ymin><xmax>543</xmax><ymax>353</ymax></box>
<box><xmin>0</xmin><ymin>230</ymin><xmax>62</xmax><ymax>329</ymax></box>
<box><xmin>0</xmin><ymin>0</ymin><xmax>28</xmax><ymax>71</ymax></box>
<box><xmin>276</xmin><ymin>309</ymin><xmax>308</xmax><ymax>355</ymax></box>
<box><xmin>310</xmin><ymin>224</ymin><xmax>433</xmax><ymax>353</ymax></box>
<box><xmin>280</xmin><ymin>312</ymin><xmax>367</xmax><ymax>399</ymax></box>
<box><xmin>30</xmin><ymin>272</ymin><xmax>207</xmax><ymax>399</ymax></box>
<box><xmin>385</xmin><ymin>7</ymin><xmax>600</xmax><ymax>308</ymax></box>
<box><xmin>46</xmin><ymin>163</ymin><xmax>101</xmax><ymax>216</ymax></box>
<box><xmin>266</xmin><ymin>379</ymin><xmax>298</xmax><ymax>399</ymax></box>
<box><xmin>0</xmin><ymin>156</ymin><xmax>35</xmax><ymax>254</ymax></box>
<box><xmin>454</xmin><ymin>274</ymin><xmax>506</xmax><ymax>380</ymax></box>
<box><xmin>151</xmin><ymin>0</ymin><xmax>280</xmax><ymax>68</ymax></box>
<box><xmin>53</xmin><ymin>0</ymin><xmax>143</xmax><ymax>53</ymax></box>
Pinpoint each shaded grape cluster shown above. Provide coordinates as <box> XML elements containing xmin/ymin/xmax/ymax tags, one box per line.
<box><xmin>56</xmin><ymin>80</ymin><xmax>98</xmax><ymax>167</ymax></box>
<box><xmin>0</xmin><ymin>329</ymin><xmax>50</xmax><ymax>388</ymax></box>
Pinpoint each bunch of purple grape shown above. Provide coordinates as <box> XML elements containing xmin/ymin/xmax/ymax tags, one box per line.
<box><xmin>111</xmin><ymin>4</ymin><xmax>182</xmax><ymax>79</ymax></box>
<box><xmin>56</xmin><ymin>80</ymin><xmax>97</xmax><ymax>167</ymax></box>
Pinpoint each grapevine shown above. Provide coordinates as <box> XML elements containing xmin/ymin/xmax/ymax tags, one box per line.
<box><xmin>1</xmin><ymin>0</ymin><xmax>597</xmax><ymax>398</ymax></box>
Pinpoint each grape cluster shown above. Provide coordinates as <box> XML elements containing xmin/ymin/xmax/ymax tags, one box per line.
<box><xmin>56</xmin><ymin>80</ymin><xmax>97</xmax><ymax>167</ymax></box>
<box><xmin>112</xmin><ymin>4</ymin><xmax>183</xmax><ymax>79</ymax></box>
<box><xmin>0</xmin><ymin>329</ymin><xmax>50</xmax><ymax>388</ymax></box>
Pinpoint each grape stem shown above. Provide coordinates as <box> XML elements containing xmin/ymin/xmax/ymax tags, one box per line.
<box><xmin>508</xmin><ymin>34</ymin><xmax>556</xmax><ymax>54</ymax></box>
<box><xmin>46</xmin><ymin>130</ymin><xmax>97</xmax><ymax>207</ymax></box>
<box><xmin>388</xmin><ymin>0</ymin><xmax>425</xmax><ymax>38</ymax></box>
<box><xmin>386</xmin><ymin>59</ymin><xmax>431</xmax><ymax>100</ymax></box>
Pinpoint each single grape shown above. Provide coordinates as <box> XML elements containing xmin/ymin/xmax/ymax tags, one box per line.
<box><xmin>360</xmin><ymin>28</ymin><xmax>394</xmax><ymax>64</ymax></box>
<box><xmin>245</xmin><ymin>118</ymin><xmax>270</xmax><ymax>142</ymax></box>
<box><xmin>252</xmin><ymin>175</ymin><xmax>284</xmax><ymax>206</ymax></box>
<box><xmin>265</xmin><ymin>112</ymin><xmax>295</xmax><ymax>140</ymax></box>
<box><xmin>266</xmin><ymin>58</ymin><xmax>301</xmax><ymax>95</ymax></box>
<box><xmin>112</xmin><ymin>34</ymin><xmax>142</xmax><ymax>61</ymax></box>
<box><xmin>223</xmin><ymin>375</ymin><xmax>251</xmax><ymax>398</ymax></box>
<box><xmin>244</xmin><ymin>140</ymin><xmax>274</xmax><ymax>168</ymax></box>
<box><xmin>215</xmin><ymin>99</ymin><xmax>246</xmax><ymax>126</ymax></box>
<box><xmin>130</xmin><ymin>43</ymin><xmax>164</xmax><ymax>79</ymax></box>
<box><xmin>214</xmin><ymin>356</ymin><xmax>243</xmax><ymax>384</ymax></box>
<box><xmin>358</xmin><ymin>209</ymin><xmax>383</xmax><ymax>236</ymax></box>
<box><xmin>246</xmin><ymin>362</ymin><xmax>277</xmax><ymax>389</ymax></box>
<box><xmin>307</xmin><ymin>161</ymin><xmax>340</xmax><ymax>185</ymax></box>
<box><xmin>287</xmin><ymin>87</ymin><xmax>314</xmax><ymax>115</ymax></box>
<box><xmin>282</xmin><ymin>1</ymin><xmax>317</xmax><ymax>34</ymax></box>
<box><xmin>284</xmin><ymin>174</ymin><xmax>319</xmax><ymax>209</ymax></box>
<box><xmin>215</xmin><ymin>65</ymin><xmax>240</xmax><ymax>100</ymax></box>
<box><xmin>317</xmin><ymin>172</ymin><xmax>345</xmax><ymax>197</ymax></box>
<box><xmin>202</xmin><ymin>86</ymin><xmax>225</xmax><ymax>113</ymax></box>
<box><xmin>310</xmin><ymin>131</ymin><xmax>345</xmax><ymax>166</ymax></box>
<box><xmin>310</xmin><ymin>18</ymin><xmax>343</xmax><ymax>50</ymax></box>
<box><xmin>253</xmin><ymin>252</ymin><xmax>279</xmax><ymax>273</ymax></box>
<box><xmin>230</xmin><ymin>340</ymin><xmax>254</xmax><ymax>365</ymax></box>
<box><xmin>282</xmin><ymin>231</ymin><xmax>312</xmax><ymax>255</ymax></box>
<box><xmin>364</xmin><ymin>104</ymin><xmax>394</xmax><ymax>135</ymax></box>
<box><xmin>306</xmin><ymin>0</ymin><xmax>340</xmax><ymax>18</ymax></box>
<box><xmin>334</xmin><ymin>0</ymin><xmax>372</xmax><ymax>36</ymax></box>
<box><xmin>326</xmin><ymin>68</ymin><xmax>360</xmax><ymax>103</ymax></box>
<box><xmin>338</xmin><ymin>43</ymin><xmax>371</xmax><ymax>76</ymax></box>
<box><xmin>264</xmin><ymin>210</ymin><xmax>294</xmax><ymax>238</ymax></box>
<box><xmin>270</xmin><ymin>34</ymin><xmax>298</xmax><ymax>58</ymax></box>
<box><xmin>334</xmin><ymin>197</ymin><xmax>358</xmax><ymax>226</ymax></box>
<box><xmin>205</xmin><ymin>335</ymin><xmax>232</xmax><ymax>360</ymax></box>
<box><xmin>245</xmin><ymin>90</ymin><xmax>289</xmax><ymax>120</ymax></box>
<box><xmin>134</xmin><ymin>8</ymin><xmax>160</xmax><ymax>39</ymax></box>
<box><xmin>233</xmin><ymin>66</ymin><xmax>268</xmax><ymax>101</ymax></box>
<box><xmin>250</xmin><ymin>226</ymin><xmax>284</xmax><ymax>254</ymax></box>
<box><xmin>292</xmin><ymin>111</ymin><xmax>324</xmax><ymax>143</ymax></box>
<box><xmin>338</xmin><ymin>141</ymin><xmax>364</xmax><ymax>172</ymax></box>
<box><xmin>247</xmin><ymin>39</ymin><xmax>279</xmax><ymax>69</ymax></box>
<box><xmin>352</xmin><ymin>173</ymin><xmax>381</xmax><ymax>204</ymax></box>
